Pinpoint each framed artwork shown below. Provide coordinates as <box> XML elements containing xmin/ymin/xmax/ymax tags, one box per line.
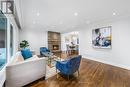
<box><xmin>92</xmin><ymin>26</ymin><xmax>112</xmax><ymax>48</ymax></box>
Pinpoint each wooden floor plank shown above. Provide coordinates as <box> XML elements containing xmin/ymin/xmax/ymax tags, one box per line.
<box><xmin>25</xmin><ymin>58</ymin><xmax>130</xmax><ymax>87</ymax></box>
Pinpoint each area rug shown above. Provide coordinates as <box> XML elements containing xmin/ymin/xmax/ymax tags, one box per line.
<box><xmin>45</xmin><ymin>58</ymin><xmax>64</xmax><ymax>79</ymax></box>
<box><xmin>46</xmin><ymin>65</ymin><xmax>57</xmax><ymax>79</ymax></box>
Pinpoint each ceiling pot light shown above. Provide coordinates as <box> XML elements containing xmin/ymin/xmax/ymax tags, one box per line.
<box><xmin>113</xmin><ymin>12</ymin><xmax>116</xmax><ymax>16</ymax></box>
<box><xmin>74</xmin><ymin>12</ymin><xmax>78</xmax><ymax>16</ymax></box>
<box><xmin>36</xmin><ymin>12</ymin><xmax>40</xmax><ymax>16</ymax></box>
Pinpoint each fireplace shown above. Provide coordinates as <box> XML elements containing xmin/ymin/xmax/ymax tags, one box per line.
<box><xmin>48</xmin><ymin>31</ymin><xmax>61</xmax><ymax>57</ymax></box>
<box><xmin>53</xmin><ymin>45</ymin><xmax>59</xmax><ymax>50</ymax></box>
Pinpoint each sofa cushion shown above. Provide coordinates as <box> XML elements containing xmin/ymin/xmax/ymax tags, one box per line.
<box><xmin>21</xmin><ymin>49</ymin><xmax>32</xmax><ymax>60</ymax></box>
<box><xmin>11</xmin><ymin>52</ymin><xmax>24</xmax><ymax>64</ymax></box>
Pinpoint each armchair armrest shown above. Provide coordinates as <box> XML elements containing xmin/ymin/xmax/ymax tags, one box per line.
<box><xmin>56</xmin><ymin>60</ymin><xmax>70</xmax><ymax>74</ymax></box>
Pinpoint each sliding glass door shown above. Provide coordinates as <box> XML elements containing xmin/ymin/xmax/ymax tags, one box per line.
<box><xmin>0</xmin><ymin>11</ymin><xmax>7</xmax><ymax>70</ymax></box>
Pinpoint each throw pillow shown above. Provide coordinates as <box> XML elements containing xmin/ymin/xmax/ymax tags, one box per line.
<box><xmin>21</xmin><ymin>49</ymin><xmax>32</xmax><ymax>60</ymax></box>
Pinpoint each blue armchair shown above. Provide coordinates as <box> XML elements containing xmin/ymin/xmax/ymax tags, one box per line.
<box><xmin>56</xmin><ymin>55</ymin><xmax>82</xmax><ymax>79</ymax></box>
<box><xmin>40</xmin><ymin>47</ymin><xmax>53</xmax><ymax>57</ymax></box>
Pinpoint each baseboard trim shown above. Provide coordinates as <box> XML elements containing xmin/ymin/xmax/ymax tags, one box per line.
<box><xmin>83</xmin><ymin>55</ymin><xmax>130</xmax><ymax>70</ymax></box>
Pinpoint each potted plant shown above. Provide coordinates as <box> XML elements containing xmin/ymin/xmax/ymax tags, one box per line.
<box><xmin>19</xmin><ymin>40</ymin><xmax>29</xmax><ymax>49</ymax></box>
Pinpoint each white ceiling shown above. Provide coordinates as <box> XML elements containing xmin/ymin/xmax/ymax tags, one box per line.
<box><xmin>20</xmin><ymin>0</ymin><xmax>130</xmax><ymax>32</ymax></box>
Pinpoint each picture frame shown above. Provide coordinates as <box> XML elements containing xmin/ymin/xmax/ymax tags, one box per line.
<box><xmin>92</xmin><ymin>26</ymin><xmax>112</xmax><ymax>48</ymax></box>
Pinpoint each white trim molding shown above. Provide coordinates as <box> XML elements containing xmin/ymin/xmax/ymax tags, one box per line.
<box><xmin>83</xmin><ymin>55</ymin><xmax>130</xmax><ymax>70</ymax></box>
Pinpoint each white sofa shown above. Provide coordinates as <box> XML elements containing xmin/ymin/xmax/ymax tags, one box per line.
<box><xmin>6</xmin><ymin>52</ymin><xmax>46</xmax><ymax>87</ymax></box>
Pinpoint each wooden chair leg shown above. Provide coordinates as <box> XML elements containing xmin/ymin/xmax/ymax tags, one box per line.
<box><xmin>56</xmin><ymin>69</ymin><xmax>58</xmax><ymax>79</ymax></box>
<box><xmin>77</xmin><ymin>70</ymin><xmax>80</xmax><ymax>77</ymax></box>
<box><xmin>67</xmin><ymin>75</ymin><xmax>69</xmax><ymax>80</ymax></box>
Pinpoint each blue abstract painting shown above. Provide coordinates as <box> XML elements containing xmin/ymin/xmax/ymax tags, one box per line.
<box><xmin>92</xmin><ymin>26</ymin><xmax>112</xmax><ymax>48</ymax></box>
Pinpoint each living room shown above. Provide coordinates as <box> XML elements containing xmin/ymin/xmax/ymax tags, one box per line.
<box><xmin>0</xmin><ymin>0</ymin><xmax>130</xmax><ymax>87</ymax></box>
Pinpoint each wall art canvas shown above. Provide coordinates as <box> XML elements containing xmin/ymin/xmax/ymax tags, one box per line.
<box><xmin>92</xmin><ymin>26</ymin><xmax>112</xmax><ymax>48</ymax></box>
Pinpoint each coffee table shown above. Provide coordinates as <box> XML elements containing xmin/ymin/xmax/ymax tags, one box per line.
<box><xmin>47</xmin><ymin>55</ymin><xmax>61</xmax><ymax>68</ymax></box>
<box><xmin>38</xmin><ymin>55</ymin><xmax>62</xmax><ymax>68</ymax></box>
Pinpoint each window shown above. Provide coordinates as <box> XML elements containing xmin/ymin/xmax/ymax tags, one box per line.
<box><xmin>0</xmin><ymin>11</ymin><xmax>7</xmax><ymax>70</ymax></box>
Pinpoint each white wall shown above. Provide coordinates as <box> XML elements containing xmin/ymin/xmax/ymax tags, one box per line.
<box><xmin>19</xmin><ymin>29</ymin><xmax>47</xmax><ymax>55</ymax></box>
<box><xmin>79</xmin><ymin>16</ymin><xmax>130</xmax><ymax>70</ymax></box>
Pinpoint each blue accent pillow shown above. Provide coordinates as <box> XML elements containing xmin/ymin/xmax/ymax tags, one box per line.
<box><xmin>21</xmin><ymin>49</ymin><xmax>32</xmax><ymax>60</ymax></box>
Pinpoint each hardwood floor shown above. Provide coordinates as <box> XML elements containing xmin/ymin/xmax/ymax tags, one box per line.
<box><xmin>26</xmin><ymin>58</ymin><xmax>130</xmax><ymax>87</ymax></box>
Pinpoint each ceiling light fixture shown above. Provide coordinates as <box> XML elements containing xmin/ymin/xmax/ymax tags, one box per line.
<box><xmin>113</xmin><ymin>12</ymin><xmax>116</xmax><ymax>16</ymax></box>
<box><xmin>74</xmin><ymin>12</ymin><xmax>78</xmax><ymax>16</ymax></box>
<box><xmin>36</xmin><ymin>12</ymin><xmax>40</xmax><ymax>16</ymax></box>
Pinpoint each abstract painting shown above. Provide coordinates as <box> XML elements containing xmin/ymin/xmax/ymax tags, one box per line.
<box><xmin>92</xmin><ymin>26</ymin><xmax>112</xmax><ymax>48</ymax></box>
